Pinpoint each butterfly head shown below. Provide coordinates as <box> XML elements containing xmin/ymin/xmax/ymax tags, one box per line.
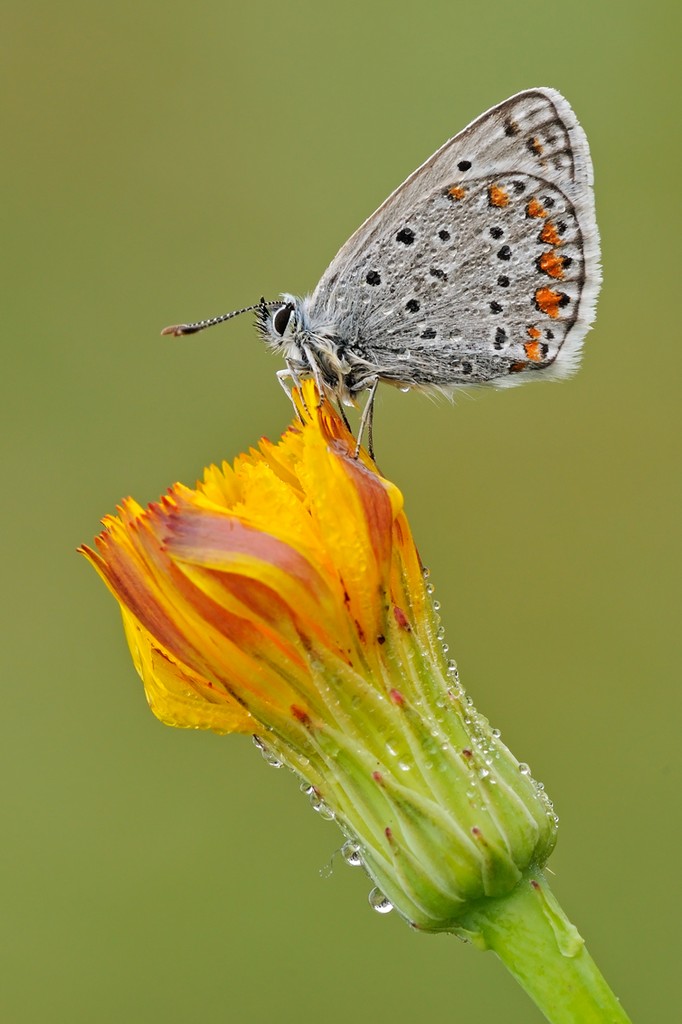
<box><xmin>257</xmin><ymin>294</ymin><xmax>309</xmax><ymax>354</ymax></box>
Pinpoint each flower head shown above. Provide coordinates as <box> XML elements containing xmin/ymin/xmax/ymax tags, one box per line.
<box><xmin>81</xmin><ymin>381</ymin><xmax>557</xmax><ymax>933</ymax></box>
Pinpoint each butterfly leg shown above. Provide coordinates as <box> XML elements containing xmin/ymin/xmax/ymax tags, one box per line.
<box><xmin>336</xmin><ymin>400</ymin><xmax>353</xmax><ymax>434</ymax></box>
<box><xmin>276</xmin><ymin>366</ymin><xmax>307</xmax><ymax>422</ymax></box>
<box><xmin>354</xmin><ymin>376</ymin><xmax>379</xmax><ymax>461</ymax></box>
<box><xmin>302</xmin><ymin>345</ymin><xmax>330</xmax><ymax>410</ymax></box>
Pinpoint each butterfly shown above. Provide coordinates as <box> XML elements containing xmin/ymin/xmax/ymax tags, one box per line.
<box><xmin>163</xmin><ymin>88</ymin><xmax>600</xmax><ymax>456</ymax></box>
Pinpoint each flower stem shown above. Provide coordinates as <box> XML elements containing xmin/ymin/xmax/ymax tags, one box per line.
<box><xmin>458</xmin><ymin>868</ymin><xmax>633</xmax><ymax>1024</ymax></box>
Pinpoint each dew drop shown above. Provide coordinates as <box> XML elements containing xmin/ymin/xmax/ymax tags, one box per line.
<box><xmin>432</xmin><ymin>599</ymin><xmax>441</xmax><ymax>611</ymax></box>
<box><xmin>368</xmin><ymin>887</ymin><xmax>393</xmax><ymax>914</ymax></box>
<box><xmin>342</xmin><ymin>841</ymin><xmax>363</xmax><ymax>866</ymax></box>
<box><xmin>519</xmin><ymin>763</ymin><xmax>531</xmax><ymax>775</ymax></box>
<box><xmin>422</xmin><ymin>567</ymin><xmax>431</xmax><ymax>580</ymax></box>
<box><xmin>437</xmin><ymin>625</ymin><xmax>446</xmax><ymax>639</ymax></box>
<box><xmin>426</xmin><ymin>582</ymin><xmax>435</xmax><ymax>595</ymax></box>
<box><xmin>311</xmin><ymin>794</ymin><xmax>335</xmax><ymax>819</ymax></box>
<box><xmin>491</xmin><ymin>728</ymin><xmax>501</xmax><ymax>739</ymax></box>
<box><xmin>398</xmin><ymin>761</ymin><xmax>411</xmax><ymax>772</ymax></box>
<box><xmin>252</xmin><ymin>734</ymin><xmax>284</xmax><ymax>767</ymax></box>
<box><xmin>300</xmin><ymin>782</ymin><xmax>315</xmax><ymax>795</ymax></box>
<box><xmin>441</xmin><ymin>643</ymin><xmax>449</xmax><ymax>654</ymax></box>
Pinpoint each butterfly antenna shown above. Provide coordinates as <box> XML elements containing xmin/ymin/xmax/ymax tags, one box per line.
<box><xmin>161</xmin><ymin>299</ymin><xmax>280</xmax><ymax>337</ymax></box>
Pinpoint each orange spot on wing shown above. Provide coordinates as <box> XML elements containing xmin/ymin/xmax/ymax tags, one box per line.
<box><xmin>526</xmin><ymin>198</ymin><xmax>547</xmax><ymax>218</ymax></box>
<box><xmin>448</xmin><ymin>186</ymin><xmax>466</xmax><ymax>200</ymax></box>
<box><xmin>524</xmin><ymin>341</ymin><xmax>544</xmax><ymax>362</ymax></box>
<box><xmin>509</xmin><ymin>361</ymin><xmax>527</xmax><ymax>373</ymax></box>
<box><xmin>526</xmin><ymin>326</ymin><xmax>541</xmax><ymax>340</ymax></box>
<box><xmin>538</xmin><ymin>251</ymin><xmax>565</xmax><ymax>279</ymax></box>
<box><xmin>530</xmin><ymin>137</ymin><xmax>544</xmax><ymax>155</ymax></box>
<box><xmin>488</xmin><ymin>184</ymin><xmax>509</xmax><ymax>208</ymax></box>
<box><xmin>540</xmin><ymin>220</ymin><xmax>562</xmax><ymax>246</ymax></box>
<box><xmin>534</xmin><ymin>287</ymin><xmax>566</xmax><ymax>319</ymax></box>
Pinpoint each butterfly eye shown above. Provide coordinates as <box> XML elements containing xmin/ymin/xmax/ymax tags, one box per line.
<box><xmin>273</xmin><ymin>303</ymin><xmax>295</xmax><ymax>336</ymax></box>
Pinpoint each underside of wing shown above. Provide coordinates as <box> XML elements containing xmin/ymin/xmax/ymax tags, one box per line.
<box><xmin>309</xmin><ymin>89</ymin><xmax>600</xmax><ymax>390</ymax></box>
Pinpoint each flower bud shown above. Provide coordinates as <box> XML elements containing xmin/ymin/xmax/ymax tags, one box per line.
<box><xmin>81</xmin><ymin>382</ymin><xmax>557</xmax><ymax>935</ymax></box>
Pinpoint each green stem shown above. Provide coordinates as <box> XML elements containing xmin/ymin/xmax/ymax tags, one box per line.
<box><xmin>458</xmin><ymin>868</ymin><xmax>633</xmax><ymax>1024</ymax></box>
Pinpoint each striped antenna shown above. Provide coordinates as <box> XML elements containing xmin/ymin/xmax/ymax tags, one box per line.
<box><xmin>161</xmin><ymin>298</ymin><xmax>280</xmax><ymax>337</ymax></box>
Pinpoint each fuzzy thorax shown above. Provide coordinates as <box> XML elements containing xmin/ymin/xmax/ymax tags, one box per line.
<box><xmin>257</xmin><ymin>293</ymin><xmax>380</xmax><ymax>406</ymax></box>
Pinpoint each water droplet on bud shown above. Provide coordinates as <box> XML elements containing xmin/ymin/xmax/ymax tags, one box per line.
<box><xmin>447</xmin><ymin>659</ymin><xmax>460</xmax><ymax>683</ymax></box>
<box><xmin>342</xmin><ymin>841</ymin><xmax>362</xmax><ymax>867</ymax></box>
<box><xmin>253</xmin><ymin>736</ymin><xmax>283</xmax><ymax>767</ymax></box>
<box><xmin>368</xmin><ymin>887</ymin><xmax>393</xmax><ymax>914</ymax></box>
<box><xmin>310</xmin><ymin>794</ymin><xmax>335</xmax><ymax>819</ymax></box>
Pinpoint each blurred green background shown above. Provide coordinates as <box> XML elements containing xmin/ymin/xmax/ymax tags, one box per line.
<box><xmin>3</xmin><ymin>1</ymin><xmax>679</xmax><ymax>1021</ymax></box>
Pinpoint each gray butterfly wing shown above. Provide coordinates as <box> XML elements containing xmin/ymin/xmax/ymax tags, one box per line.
<box><xmin>308</xmin><ymin>88</ymin><xmax>600</xmax><ymax>389</ymax></box>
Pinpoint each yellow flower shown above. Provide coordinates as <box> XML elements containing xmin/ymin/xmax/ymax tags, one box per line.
<box><xmin>81</xmin><ymin>381</ymin><xmax>557</xmax><ymax>933</ymax></box>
